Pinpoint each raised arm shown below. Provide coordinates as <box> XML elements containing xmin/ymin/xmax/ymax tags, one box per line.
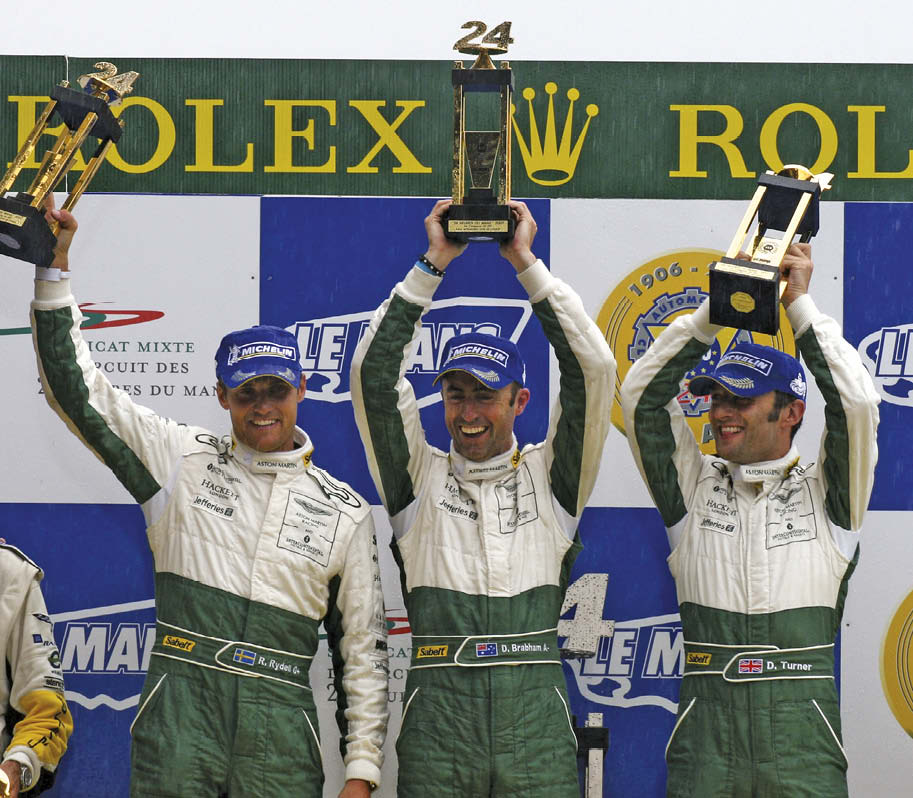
<box><xmin>781</xmin><ymin>244</ymin><xmax>880</xmax><ymax>530</ymax></box>
<box><xmin>31</xmin><ymin>203</ymin><xmax>188</xmax><ymax>507</ymax></box>
<box><xmin>504</xmin><ymin>201</ymin><xmax>616</xmax><ymax>519</ymax></box>
<box><xmin>350</xmin><ymin>201</ymin><xmax>462</xmax><ymax>517</ymax></box>
<box><xmin>620</xmin><ymin>301</ymin><xmax>719</xmax><ymax>532</ymax></box>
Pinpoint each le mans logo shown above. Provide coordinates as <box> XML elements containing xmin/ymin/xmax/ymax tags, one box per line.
<box><xmin>596</xmin><ymin>249</ymin><xmax>797</xmax><ymax>453</ymax></box>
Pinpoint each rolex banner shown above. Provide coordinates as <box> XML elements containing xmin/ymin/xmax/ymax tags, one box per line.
<box><xmin>7</xmin><ymin>57</ymin><xmax>913</xmax><ymax>200</ymax></box>
<box><xmin>1</xmin><ymin>56</ymin><xmax>911</xmax><ymax>798</ymax></box>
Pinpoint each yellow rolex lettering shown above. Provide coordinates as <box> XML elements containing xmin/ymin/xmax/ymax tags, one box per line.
<box><xmin>264</xmin><ymin>100</ymin><xmax>336</xmax><ymax>173</ymax></box>
<box><xmin>185</xmin><ymin>99</ymin><xmax>254</xmax><ymax>173</ymax></box>
<box><xmin>848</xmin><ymin>105</ymin><xmax>913</xmax><ymax>178</ymax></box>
<box><xmin>759</xmin><ymin>103</ymin><xmax>837</xmax><ymax>174</ymax></box>
<box><xmin>7</xmin><ymin>95</ymin><xmax>87</xmax><ymax>171</ymax></box>
<box><xmin>669</xmin><ymin>104</ymin><xmax>754</xmax><ymax>179</ymax></box>
<box><xmin>107</xmin><ymin>97</ymin><xmax>176</xmax><ymax>174</ymax></box>
<box><xmin>347</xmin><ymin>100</ymin><xmax>431</xmax><ymax>174</ymax></box>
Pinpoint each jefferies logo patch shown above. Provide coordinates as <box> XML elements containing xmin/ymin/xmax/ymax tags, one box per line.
<box><xmin>596</xmin><ymin>250</ymin><xmax>797</xmax><ymax>454</ymax></box>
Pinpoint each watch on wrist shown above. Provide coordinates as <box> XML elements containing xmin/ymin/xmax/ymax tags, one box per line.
<box><xmin>18</xmin><ymin>763</ymin><xmax>32</xmax><ymax>790</ymax></box>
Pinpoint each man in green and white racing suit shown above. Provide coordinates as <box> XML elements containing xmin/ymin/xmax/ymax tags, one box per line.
<box><xmin>31</xmin><ymin>203</ymin><xmax>388</xmax><ymax>797</ymax></box>
<box><xmin>620</xmin><ymin>243</ymin><xmax>880</xmax><ymax>797</ymax></box>
<box><xmin>351</xmin><ymin>199</ymin><xmax>615</xmax><ymax>797</ymax></box>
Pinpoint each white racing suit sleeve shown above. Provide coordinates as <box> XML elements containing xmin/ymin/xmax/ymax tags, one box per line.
<box><xmin>515</xmin><ymin>260</ymin><xmax>616</xmax><ymax>528</ymax></box>
<box><xmin>1</xmin><ymin>548</ymin><xmax>72</xmax><ymax>792</ymax></box>
<box><xmin>786</xmin><ymin>294</ymin><xmax>880</xmax><ymax>545</ymax></box>
<box><xmin>620</xmin><ymin>299</ymin><xmax>721</xmax><ymax>548</ymax></box>
<box><xmin>31</xmin><ymin>277</ymin><xmax>186</xmax><ymax>510</ymax></box>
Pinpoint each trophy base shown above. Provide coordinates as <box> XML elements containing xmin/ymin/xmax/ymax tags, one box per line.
<box><xmin>709</xmin><ymin>257</ymin><xmax>780</xmax><ymax>334</ymax></box>
<box><xmin>444</xmin><ymin>203</ymin><xmax>515</xmax><ymax>243</ymax></box>
<box><xmin>0</xmin><ymin>197</ymin><xmax>56</xmax><ymax>267</ymax></box>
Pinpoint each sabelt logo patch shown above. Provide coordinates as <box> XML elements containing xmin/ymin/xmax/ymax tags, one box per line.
<box><xmin>596</xmin><ymin>250</ymin><xmax>796</xmax><ymax>453</ymax></box>
<box><xmin>686</xmin><ymin>652</ymin><xmax>712</xmax><ymax>666</ymax></box>
<box><xmin>162</xmin><ymin>635</ymin><xmax>196</xmax><ymax>652</ymax></box>
<box><xmin>416</xmin><ymin>645</ymin><xmax>448</xmax><ymax>658</ymax></box>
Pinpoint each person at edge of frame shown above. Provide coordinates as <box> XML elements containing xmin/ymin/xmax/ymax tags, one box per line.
<box><xmin>0</xmin><ymin>539</ymin><xmax>72</xmax><ymax>797</ymax></box>
<box><xmin>29</xmin><ymin>197</ymin><xmax>388</xmax><ymax>798</ymax></box>
<box><xmin>620</xmin><ymin>241</ymin><xmax>880</xmax><ymax>798</ymax></box>
<box><xmin>350</xmin><ymin>198</ymin><xmax>616</xmax><ymax>797</ymax></box>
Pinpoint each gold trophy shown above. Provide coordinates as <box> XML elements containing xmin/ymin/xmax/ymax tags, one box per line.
<box><xmin>708</xmin><ymin>165</ymin><xmax>832</xmax><ymax>334</ymax></box>
<box><xmin>0</xmin><ymin>62</ymin><xmax>139</xmax><ymax>266</ymax></box>
<box><xmin>444</xmin><ymin>21</ymin><xmax>515</xmax><ymax>242</ymax></box>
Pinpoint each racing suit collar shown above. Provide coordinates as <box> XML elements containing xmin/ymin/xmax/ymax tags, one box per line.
<box><xmin>449</xmin><ymin>436</ymin><xmax>521</xmax><ymax>482</ymax></box>
<box><xmin>729</xmin><ymin>445</ymin><xmax>801</xmax><ymax>483</ymax></box>
<box><xmin>230</xmin><ymin>426</ymin><xmax>314</xmax><ymax>474</ymax></box>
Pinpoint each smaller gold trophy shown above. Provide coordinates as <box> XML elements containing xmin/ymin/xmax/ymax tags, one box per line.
<box><xmin>444</xmin><ymin>21</ymin><xmax>515</xmax><ymax>242</ymax></box>
<box><xmin>0</xmin><ymin>62</ymin><xmax>139</xmax><ymax>266</ymax></box>
<box><xmin>708</xmin><ymin>165</ymin><xmax>832</xmax><ymax>334</ymax></box>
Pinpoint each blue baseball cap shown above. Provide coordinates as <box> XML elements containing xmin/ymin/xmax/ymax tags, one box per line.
<box><xmin>433</xmin><ymin>332</ymin><xmax>526</xmax><ymax>390</ymax></box>
<box><xmin>215</xmin><ymin>325</ymin><xmax>302</xmax><ymax>389</ymax></box>
<box><xmin>688</xmin><ymin>342</ymin><xmax>807</xmax><ymax>401</ymax></box>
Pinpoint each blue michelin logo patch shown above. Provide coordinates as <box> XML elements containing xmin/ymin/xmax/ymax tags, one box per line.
<box><xmin>446</xmin><ymin>343</ymin><xmax>510</xmax><ymax>366</ymax></box>
<box><xmin>476</xmin><ymin>643</ymin><xmax>498</xmax><ymax>658</ymax></box>
<box><xmin>717</xmin><ymin>351</ymin><xmax>772</xmax><ymax>375</ymax></box>
<box><xmin>228</xmin><ymin>342</ymin><xmax>297</xmax><ymax>365</ymax></box>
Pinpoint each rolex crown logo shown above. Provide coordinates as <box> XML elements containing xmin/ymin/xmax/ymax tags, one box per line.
<box><xmin>511</xmin><ymin>82</ymin><xmax>599</xmax><ymax>186</ymax></box>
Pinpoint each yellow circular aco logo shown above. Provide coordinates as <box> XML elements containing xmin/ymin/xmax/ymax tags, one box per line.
<box><xmin>596</xmin><ymin>249</ymin><xmax>796</xmax><ymax>454</ymax></box>
<box><xmin>881</xmin><ymin>588</ymin><xmax>913</xmax><ymax>739</ymax></box>
<box><xmin>731</xmin><ymin>291</ymin><xmax>756</xmax><ymax>314</ymax></box>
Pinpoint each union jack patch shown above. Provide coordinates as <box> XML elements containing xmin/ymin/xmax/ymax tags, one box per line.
<box><xmin>738</xmin><ymin>658</ymin><xmax>763</xmax><ymax>674</ymax></box>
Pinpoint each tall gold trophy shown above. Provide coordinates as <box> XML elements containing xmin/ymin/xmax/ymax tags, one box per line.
<box><xmin>444</xmin><ymin>21</ymin><xmax>515</xmax><ymax>242</ymax></box>
<box><xmin>708</xmin><ymin>165</ymin><xmax>832</xmax><ymax>334</ymax></box>
<box><xmin>0</xmin><ymin>62</ymin><xmax>139</xmax><ymax>266</ymax></box>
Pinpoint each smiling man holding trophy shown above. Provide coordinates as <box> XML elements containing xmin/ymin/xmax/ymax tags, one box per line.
<box><xmin>351</xmin><ymin>22</ymin><xmax>617</xmax><ymax>798</ymax></box>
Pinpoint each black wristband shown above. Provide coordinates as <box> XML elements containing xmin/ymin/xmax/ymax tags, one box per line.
<box><xmin>416</xmin><ymin>254</ymin><xmax>444</xmax><ymax>277</ymax></box>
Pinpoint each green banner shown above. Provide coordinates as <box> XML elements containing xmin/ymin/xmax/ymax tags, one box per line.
<box><xmin>4</xmin><ymin>56</ymin><xmax>913</xmax><ymax>200</ymax></box>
